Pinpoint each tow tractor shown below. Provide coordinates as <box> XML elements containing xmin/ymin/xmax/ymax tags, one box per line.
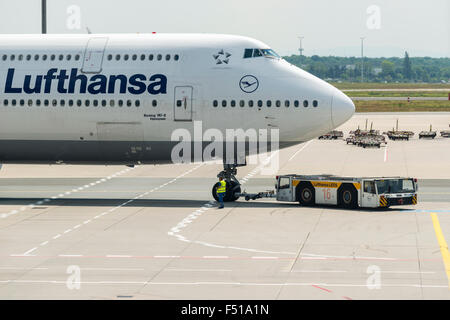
<box><xmin>237</xmin><ymin>175</ymin><xmax>418</xmax><ymax>208</ymax></box>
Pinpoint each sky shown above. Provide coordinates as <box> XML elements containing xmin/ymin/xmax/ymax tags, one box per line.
<box><xmin>0</xmin><ymin>0</ymin><xmax>448</xmax><ymax>58</ymax></box>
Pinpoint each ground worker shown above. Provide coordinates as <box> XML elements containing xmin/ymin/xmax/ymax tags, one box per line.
<box><xmin>216</xmin><ymin>177</ymin><xmax>227</xmax><ymax>209</ymax></box>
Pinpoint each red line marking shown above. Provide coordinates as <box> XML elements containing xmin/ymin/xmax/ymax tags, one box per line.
<box><xmin>343</xmin><ymin>296</ymin><xmax>353</xmax><ymax>300</ymax></box>
<box><xmin>311</xmin><ymin>284</ymin><xmax>333</xmax><ymax>293</ymax></box>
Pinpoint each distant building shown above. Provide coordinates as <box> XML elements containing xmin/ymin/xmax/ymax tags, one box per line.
<box><xmin>345</xmin><ymin>64</ymin><xmax>356</xmax><ymax>70</ymax></box>
<box><xmin>372</xmin><ymin>67</ymin><xmax>382</xmax><ymax>75</ymax></box>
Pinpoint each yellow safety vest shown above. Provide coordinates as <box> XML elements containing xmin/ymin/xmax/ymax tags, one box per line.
<box><xmin>217</xmin><ymin>180</ymin><xmax>226</xmax><ymax>193</ymax></box>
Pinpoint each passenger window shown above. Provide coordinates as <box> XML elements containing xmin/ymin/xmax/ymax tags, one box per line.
<box><xmin>18</xmin><ymin>54</ymin><xmax>23</xmax><ymax>61</ymax></box>
<box><xmin>127</xmin><ymin>100</ymin><xmax>132</xmax><ymax>107</ymax></box>
<box><xmin>85</xmin><ymin>100</ymin><xmax>90</xmax><ymax>107</ymax></box>
<box><xmin>165</xmin><ymin>54</ymin><xmax>170</xmax><ymax>61</ymax></box>
<box><xmin>68</xmin><ymin>100</ymin><xmax>74</xmax><ymax>107</ymax></box>
<box><xmin>28</xmin><ymin>99</ymin><xmax>33</xmax><ymax>106</ymax></box>
<box><xmin>213</xmin><ymin>100</ymin><xmax>218</xmax><ymax>107</ymax></box>
<box><xmin>11</xmin><ymin>99</ymin><xmax>16</xmax><ymax>106</ymax></box>
<box><xmin>285</xmin><ymin>100</ymin><xmax>290</xmax><ymax>107</ymax></box>
<box><xmin>135</xmin><ymin>100</ymin><xmax>140</xmax><ymax>107</ymax></box>
<box><xmin>26</xmin><ymin>54</ymin><xmax>31</xmax><ymax>61</ymax></box>
<box><xmin>60</xmin><ymin>99</ymin><xmax>65</xmax><ymax>106</ymax></box>
<box><xmin>75</xmin><ymin>54</ymin><xmax>80</xmax><ymax>61</ymax></box>
<box><xmin>222</xmin><ymin>100</ymin><xmax>227</xmax><ymax>107</ymax></box>
<box><xmin>239</xmin><ymin>100</ymin><xmax>245</xmax><ymax>107</ymax></box>
<box><xmin>42</xmin><ymin>54</ymin><xmax>47</xmax><ymax>61</ymax></box>
<box><xmin>34</xmin><ymin>54</ymin><xmax>39</xmax><ymax>61</ymax></box>
<box><xmin>2</xmin><ymin>55</ymin><xmax>6</xmax><ymax>61</ymax></box>
<box><xmin>101</xmin><ymin>100</ymin><xmax>106</xmax><ymax>107</ymax></box>
<box><xmin>303</xmin><ymin>100</ymin><xmax>308</xmax><ymax>107</ymax></box>
<box><xmin>36</xmin><ymin>99</ymin><xmax>41</xmax><ymax>106</ymax></box>
<box><xmin>313</xmin><ymin>100</ymin><xmax>318</xmax><ymax>107</ymax></box>
<box><xmin>140</xmin><ymin>54</ymin><xmax>146</xmax><ymax>61</ymax></box>
<box><xmin>267</xmin><ymin>100</ymin><xmax>272</xmax><ymax>107</ymax></box>
<box><xmin>115</xmin><ymin>54</ymin><xmax>120</xmax><ymax>61</ymax></box>
<box><xmin>107</xmin><ymin>54</ymin><xmax>112</xmax><ymax>61</ymax></box>
<box><xmin>248</xmin><ymin>100</ymin><xmax>254</xmax><ymax>107</ymax></box>
<box><xmin>231</xmin><ymin>100</ymin><xmax>236</xmax><ymax>107</ymax></box>
<box><xmin>19</xmin><ymin>99</ymin><xmax>25</xmax><ymax>106</ymax></box>
<box><xmin>152</xmin><ymin>100</ymin><xmax>157</xmax><ymax>107</ymax></box>
<box><xmin>77</xmin><ymin>100</ymin><xmax>82</xmax><ymax>107</ymax></box>
<box><xmin>132</xmin><ymin>54</ymin><xmax>137</xmax><ymax>61</ymax></box>
<box><xmin>44</xmin><ymin>99</ymin><xmax>49</xmax><ymax>106</ymax></box>
<box><xmin>149</xmin><ymin>54</ymin><xmax>154</xmax><ymax>61</ymax></box>
<box><xmin>118</xmin><ymin>100</ymin><xmax>123</xmax><ymax>107</ymax></box>
<box><xmin>279</xmin><ymin>177</ymin><xmax>290</xmax><ymax>189</ymax></box>
<box><xmin>10</xmin><ymin>55</ymin><xmax>15</xmax><ymax>61</ymax></box>
<box><xmin>2</xmin><ymin>99</ymin><xmax>7</xmax><ymax>106</ymax></box>
<box><xmin>124</xmin><ymin>54</ymin><xmax>129</xmax><ymax>61</ymax></box>
<box><xmin>174</xmin><ymin>54</ymin><xmax>179</xmax><ymax>61</ymax></box>
<box><xmin>110</xmin><ymin>100</ymin><xmax>115</xmax><ymax>107</ymax></box>
<box><xmin>52</xmin><ymin>99</ymin><xmax>57</xmax><ymax>106</ymax></box>
<box><xmin>50</xmin><ymin>54</ymin><xmax>55</xmax><ymax>61</ymax></box>
<box><xmin>257</xmin><ymin>100</ymin><xmax>263</xmax><ymax>107</ymax></box>
<box><xmin>276</xmin><ymin>100</ymin><xmax>281</xmax><ymax>107</ymax></box>
<box><xmin>177</xmin><ymin>100</ymin><xmax>182</xmax><ymax>107</ymax></box>
<box><xmin>157</xmin><ymin>54</ymin><xmax>162</xmax><ymax>61</ymax></box>
<box><xmin>364</xmin><ymin>181</ymin><xmax>375</xmax><ymax>194</ymax></box>
<box><xmin>93</xmin><ymin>100</ymin><xmax>98</xmax><ymax>107</ymax></box>
<box><xmin>294</xmin><ymin>100</ymin><xmax>299</xmax><ymax>107</ymax></box>
<box><xmin>66</xmin><ymin>54</ymin><xmax>71</xmax><ymax>61</ymax></box>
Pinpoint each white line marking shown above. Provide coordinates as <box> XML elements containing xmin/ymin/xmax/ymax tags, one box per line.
<box><xmin>52</xmin><ymin>234</ymin><xmax>61</xmax><ymax>240</ymax></box>
<box><xmin>289</xmin><ymin>140</ymin><xmax>312</xmax><ymax>162</ymax></box>
<box><xmin>1</xmin><ymin>166</ymin><xmax>139</xmax><ymax>219</ymax></box>
<box><xmin>384</xmin><ymin>146</ymin><xmax>388</xmax><ymax>162</ymax></box>
<box><xmin>22</xmin><ymin>247</ymin><xmax>37</xmax><ymax>256</ymax></box>
<box><xmin>154</xmin><ymin>255</ymin><xmax>180</xmax><ymax>259</ymax></box>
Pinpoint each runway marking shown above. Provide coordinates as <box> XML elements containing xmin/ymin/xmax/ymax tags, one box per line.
<box><xmin>288</xmin><ymin>141</ymin><xmax>312</xmax><ymax>162</ymax></box>
<box><xmin>0</xmin><ymin>279</ymin><xmax>446</xmax><ymax>289</ymax></box>
<box><xmin>167</xmin><ymin>151</ymin><xmax>299</xmax><ymax>256</ymax></box>
<box><xmin>166</xmin><ymin>268</ymin><xmax>232</xmax><ymax>272</ymax></box>
<box><xmin>384</xmin><ymin>146</ymin><xmax>388</xmax><ymax>162</ymax></box>
<box><xmin>430</xmin><ymin>212</ymin><xmax>450</xmax><ymax>289</ymax></box>
<box><xmin>17</xmin><ymin>164</ymin><xmax>204</xmax><ymax>255</ymax></box>
<box><xmin>0</xmin><ymin>166</ymin><xmax>138</xmax><ymax>219</ymax></box>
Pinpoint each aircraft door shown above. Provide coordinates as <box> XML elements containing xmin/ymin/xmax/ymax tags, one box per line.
<box><xmin>81</xmin><ymin>37</ymin><xmax>108</xmax><ymax>73</ymax></box>
<box><xmin>174</xmin><ymin>86</ymin><xmax>193</xmax><ymax>121</ymax></box>
<box><xmin>276</xmin><ymin>176</ymin><xmax>293</xmax><ymax>202</ymax></box>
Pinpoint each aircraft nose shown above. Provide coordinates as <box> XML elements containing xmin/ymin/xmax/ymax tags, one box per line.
<box><xmin>331</xmin><ymin>89</ymin><xmax>355</xmax><ymax>127</ymax></box>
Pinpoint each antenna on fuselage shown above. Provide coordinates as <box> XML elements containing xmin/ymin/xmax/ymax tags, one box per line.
<box><xmin>41</xmin><ymin>0</ymin><xmax>47</xmax><ymax>34</ymax></box>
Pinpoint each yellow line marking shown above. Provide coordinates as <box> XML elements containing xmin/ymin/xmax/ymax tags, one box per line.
<box><xmin>430</xmin><ymin>212</ymin><xmax>450</xmax><ymax>289</ymax></box>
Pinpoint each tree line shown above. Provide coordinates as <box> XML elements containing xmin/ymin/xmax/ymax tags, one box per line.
<box><xmin>283</xmin><ymin>52</ymin><xmax>450</xmax><ymax>83</ymax></box>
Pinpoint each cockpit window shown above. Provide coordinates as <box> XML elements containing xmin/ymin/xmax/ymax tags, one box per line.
<box><xmin>243</xmin><ymin>48</ymin><xmax>280</xmax><ymax>59</ymax></box>
<box><xmin>261</xmin><ymin>49</ymin><xmax>280</xmax><ymax>59</ymax></box>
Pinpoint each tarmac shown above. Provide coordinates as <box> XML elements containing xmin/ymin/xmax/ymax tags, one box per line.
<box><xmin>0</xmin><ymin>112</ymin><xmax>449</xmax><ymax>300</ymax></box>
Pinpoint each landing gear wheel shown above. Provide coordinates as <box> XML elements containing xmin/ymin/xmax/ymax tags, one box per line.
<box><xmin>340</xmin><ymin>186</ymin><xmax>357</xmax><ymax>209</ymax></box>
<box><xmin>211</xmin><ymin>181</ymin><xmax>241</xmax><ymax>202</ymax></box>
<box><xmin>298</xmin><ymin>183</ymin><xmax>315</xmax><ymax>206</ymax></box>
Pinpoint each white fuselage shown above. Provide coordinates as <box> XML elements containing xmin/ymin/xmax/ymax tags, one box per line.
<box><xmin>0</xmin><ymin>33</ymin><xmax>354</xmax><ymax>164</ymax></box>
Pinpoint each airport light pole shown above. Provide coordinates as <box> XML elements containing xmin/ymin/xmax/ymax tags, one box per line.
<box><xmin>298</xmin><ymin>36</ymin><xmax>304</xmax><ymax>56</ymax></box>
<box><xmin>41</xmin><ymin>0</ymin><xmax>47</xmax><ymax>34</ymax></box>
<box><xmin>360</xmin><ymin>37</ymin><xmax>365</xmax><ymax>82</ymax></box>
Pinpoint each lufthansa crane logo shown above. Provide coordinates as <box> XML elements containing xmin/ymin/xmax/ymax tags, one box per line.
<box><xmin>239</xmin><ymin>75</ymin><xmax>259</xmax><ymax>93</ymax></box>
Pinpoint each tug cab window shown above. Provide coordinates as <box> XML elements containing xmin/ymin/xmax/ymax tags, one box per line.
<box><xmin>278</xmin><ymin>177</ymin><xmax>290</xmax><ymax>190</ymax></box>
<box><xmin>364</xmin><ymin>181</ymin><xmax>376</xmax><ymax>194</ymax></box>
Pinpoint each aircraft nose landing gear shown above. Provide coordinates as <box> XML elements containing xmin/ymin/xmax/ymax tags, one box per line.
<box><xmin>212</xmin><ymin>164</ymin><xmax>242</xmax><ymax>202</ymax></box>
